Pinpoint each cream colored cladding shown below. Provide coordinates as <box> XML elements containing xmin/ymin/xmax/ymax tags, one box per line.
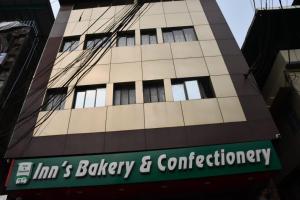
<box><xmin>174</xmin><ymin>58</ymin><xmax>209</xmax><ymax>78</ymax></box>
<box><xmin>110</xmin><ymin>62</ymin><xmax>142</xmax><ymax>82</ymax></box>
<box><xmin>37</xmin><ymin>0</ymin><xmax>247</xmax><ymax>136</ymax></box>
<box><xmin>106</xmin><ymin>104</ymin><xmax>144</xmax><ymax>132</ymax></box>
<box><xmin>68</xmin><ymin>107</ymin><xmax>107</xmax><ymax>134</ymax></box>
<box><xmin>34</xmin><ymin>110</ymin><xmax>71</xmax><ymax>137</ymax></box>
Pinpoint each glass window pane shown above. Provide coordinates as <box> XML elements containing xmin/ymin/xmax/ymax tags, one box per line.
<box><xmin>149</xmin><ymin>35</ymin><xmax>157</xmax><ymax>44</ymax></box>
<box><xmin>63</xmin><ymin>41</ymin><xmax>72</xmax><ymax>51</ymax></box>
<box><xmin>172</xmin><ymin>84</ymin><xmax>186</xmax><ymax>101</ymax></box>
<box><xmin>84</xmin><ymin>90</ymin><xmax>96</xmax><ymax>108</ymax></box>
<box><xmin>45</xmin><ymin>94</ymin><xmax>54</xmax><ymax>111</ymax></box>
<box><xmin>183</xmin><ymin>28</ymin><xmax>197</xmax><ymax>41</ymax></box>
<box><xmin>117</xmin><ymin>36</ymin><xmax>126</xmax><ymax>46</ymax></box>
<box><xmin>150</xmin><ymin>86</ymin><xmax>158</xmax><ymax>102</ymax></box>
<box><xmin>52</xmin><ymin>94</ymin><xmax>63</xmax><ymax>110</ymax></box>
<box><xmin>70</xmin><ymin>40</ymin><xmax>78</xmax><ymax>51</ymax></box>
<box><xmin>75</xmin><ymin>91</ymin><xmax>85</xmax><ymax>108</ymax></box>
<box><xmin>163</xmin><ymin>31</ymin><xmax>174</xmax><ymax>43</ymax></box>
<box><xmin>127</xmin><ymin>36</ymin><xmax>135</xmax><ymax>46</ymax></box>
<box><xmin>198</xmin><ymin>81</ymin><xmax>207</xmax><ymax>98</ymax></box>
<box><xmin>129</xmin><ymin>88</ymin><xmax>136</xmax><ymax>104</ymax></box>
<box><xmin>141</xmin><ymin>34</ymin><xmax>149</xmax><ymax>45</ymax></box>
<box><xmin>114</xmin><ymin>89</ymin><xmax>121</xmax><ymax>105</ymax></box>
<box><xmin>121</xmin><ymin>89</ymin><xmax>129</xmax><ymax>105</ymax></box>
<box><xmin>185</xmin><ymin>80</ymin><xmax>201</xmax><ymax>100</ymax></box>
<box><xmin>59</xmin><ymin>94</ymin><xmax>66</xmax><ymax>109</ymax></box>
<box><xmin>173</xmin><ymin>30</ymin><xmax>185</xmax><ymax>42</ymax></box>
<box><xmin>96</xmin><ymin>88</ymin><xmax>106</xmax><ymax>107</ymax></box>
<box><xmin>158</xmin><ymin>86</ymin><xmax>165</xmax><ymax>102</ymax></box>
<box><xmin>86</xmin><ymin>40</ymin><xmax>94</xmax><ymax>49</ymax></box>
<box><xmin>99</xmin><ymin>37</ymin><xmax>108</xmax><ymax>46</ymax></box>
<box><xmin>93</xmin><ymin>39</ymin><xmax>101</xmax><ymax>48</ymax></box>
<box><xmin>143</xmin><ymin>87</ymin><xmax>151</xmax><ymax>103</ymax></box>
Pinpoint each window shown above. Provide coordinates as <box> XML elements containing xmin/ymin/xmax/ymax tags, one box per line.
<box><xmin>143</xmin><ymin>80</ymin><xmax>165</xmax><ymax>103</ymax></box>
<box><xmin>116</xmin><ymin>31</ymin><xmax>135</xmax><ymax>47</ymax></box>
<box><xmin>113</xmin><ymin>82</ymin><xmax>135</xmax><ymax>105</ymax></box>
<box><xmin>171</xmin><ymin>77</ymin><xmax>214</xmax><ymax>101</ymax></box>
<box><xmin>60</xmin><ymin>37</ymin><xmax>80</xmax><ymax>52</ymax></box>
<box><xmin>141</xmin><ymin>29</ymin><xmax>157</xmax><ymax>45</ymax></box>
<box><xmin>74</xmin><ymin>86</ymin><xmax>106</xmax><ymax>108</ymax></box>
<box><xmin>84</xmin><ymin>34</ymin><xmax>110</xmax><ymax>50</ymax></box>
<box><xmin>162</xmin><ymin>27</ymin><xmax>197</xmax><ymax>43</ymax></box>
<box><xmin>43</xmin><ymin>88</ymin><xmax>67</xmax><ymax>111</ymax></box>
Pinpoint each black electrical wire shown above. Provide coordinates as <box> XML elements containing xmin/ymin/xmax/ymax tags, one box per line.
<box><xmin>18</xmin><ymin>3</ymin><xmax>147</xmax><ymax>148</ymax></box>
<box><xmin>6</xmin><ymin>2</ymin><xmax>151</xmax><ymax>150</ymax></box>
<box><xmin>1</xmin><ymin>4</ymin><xmax>134</xmax><ymax>142</ymax></box>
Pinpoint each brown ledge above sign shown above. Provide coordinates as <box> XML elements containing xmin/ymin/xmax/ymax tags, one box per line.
<box><xmin>6</xmin><ymin>140</ymin><xmax>281</xmax><ymax>191</ymax></box>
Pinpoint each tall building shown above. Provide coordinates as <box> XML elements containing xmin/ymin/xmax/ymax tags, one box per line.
<box><xmin>242</xmin><ymin>2</ymin><xmax>300</xmax><ymax>200</ymax></box>
<box><xmin>4</xmin><ymin>0</ymin><xmax>281</xmax><ymax>199</ymax></box>
<box><xmin>0</xmin><ymin>0</ymin><xmax>54</xmax><ymax>194</ymax></box>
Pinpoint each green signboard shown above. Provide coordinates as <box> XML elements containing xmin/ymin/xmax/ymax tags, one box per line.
<box><xmin>6</xmin><ymin>140</ymin><xmax>281</xmax><ymax>190</ymax></box>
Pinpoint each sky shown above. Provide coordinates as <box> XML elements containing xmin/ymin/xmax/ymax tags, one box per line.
<box><xmin>50</xmin><ymin>0</ymin><xmax>294</xmax><ymax>48</ymax></box>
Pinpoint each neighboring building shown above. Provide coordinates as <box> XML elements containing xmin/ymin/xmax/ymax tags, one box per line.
<box><xmin>5</xmin><ymin>0</ymin><xmax>281</xmax><ymax>199</ymax></box>
<box><xmin>0</xmin><ymin>0</ymin><xmax>54</xmax><ymax>194</ymax></box>
<box><xmin>242</xmin><ymin>4</ymin><xmax>300</xmax><ymax>200</ymax></box>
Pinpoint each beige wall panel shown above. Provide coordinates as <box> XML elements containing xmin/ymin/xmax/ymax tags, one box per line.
<box><xmin>157</xmin><ymin>28</ymin><xmax>163</xmax><ymax>43</ymax></box>
<box><xmin>140</xmin><ymin>15</ymin><xmax>166</xmax><ymax>29</ymax></box>
<box><xmin>115</xmin><ymin>5</ymin><xmax>127</xmax><ymax>15</ymax></box>
<box><xmin>186</xmin><ymin>0</ymin><xmax>203</xmax><ymax>12</ymax></box>
<box><xmin>182</xmin><ymin>99</ymin><xmax>223</xmax><ymax>125</ymax></box>
<box><xmin>64</xmin><ymin>21</ymin><xmax>89</xmax><ymax>36</ymax></box>
<box><xmin>211</xmin><ymin>75</ymin><xmax>237</xmax><ymax>97</ymax></box>
<box><xmin>85</xmin><ymin>49</ymin><xmax>112</xmax><ymax>65</ymax></box>
<box><xmin>164</xmin><ymin>79</ymin><xmax>174</xmax><ymax>102</ymax></box>
<box><xmin>136</xmin><ymin>81</ymin><xmax>144</xmax><ymax>104</ymax></box>
<box><xmin>64</xmin><ymin>87</ymin><xmax>75</xmax><ymax>109</ymax></box>
<box><xmin>141</xmin><ymin>43</ymin><xmax>172</xmax><ymax>61</ymax></box>
<box><xmin>171</xmin><ymin>41</ymin><xmax>203</xmax><ymax>59</ymax></box>
<box><xmin>218</xmin><ymin>97</ymin><xmax>246</xmax><ymax>123</ymax></box>
<box><xmin>34</xmin><ymin>110</ymin><xmax>71</xmax><ymax>137</ymax></box>
<box><xmin>162</xmin><ymin>1</ymin><xmax>188</xmax><ymax>14</ymax></box>
<box><xmin>144</xmin><ymin>102</ymin><xmax>184</xmax><ymax>129</ymax></box>
<box><xmin>77</xmin><ymin>64</ymin><xmax>110</xmax><ymax>86</ymax></box>
<box><xmin>106</xmin><ymin>83</ymin><xmax>114</xmax><ymax>106</ymax></box>
<box><xmin>88</xmin><ymin>18</ymin><xmax>114</xmax><ymax>34</ymax></box>
<box><xmin>91</xmin><ymin>7</ymin><xmax>115</xmax><ymax>20</ymax></box>
<box><xmin>190</xmin><ymin>12</ymin><xmax>208</xmax><ymax>25</ymax></box>
<box><xmin>135</xmin><ymin>29</ymin><xmax>141</xmax><ymax>46</ymax></box>
<box><xmin>111</xmin><ymin>46</ymin><xmax>141</xmax><ymax>63</ymax></box>
<box><xmin>110</xmin><ymin>62</ymin><xmax>142</xmax><ymax>83</ymax></box>
<box><xmin>54</xmin><ymin>51</ymin><xmax>82</xmax><ymax>69</ymax></box>
<box><xmin>48</xmin><ymin>67</ymin><xmax>79</xmax><ymax>88</ymax></box>
<box><xmin>174</xmin><ymin>57</ymin><xmax>209</xmax><ymax>78</ymax></box>
<box><xmin>205</xmin><ymin>56</ymin><xmax>229</xmax><ymax>75</ymax></box>
<box><xmin>142</xmin><ymin>2</ymin><xmax>164</xmax><ymax>16</ymax></box>
<box><xmin>106</xmin><ymin>104</ymin><xmax>144</xmax><ymax>131</ymax></box>
<box><xmin>68</xmin><ymin>9</ymin><xmax>92</xmax><ymax>22</ymax></box>
<box><xmin>68</xmin><ymin>107</ymin><xmax>107</xmax><ymax>134</ymax></box>
<box><xmin>165</xmin><ymin>13</ymin><xmax>192</xmax><ymax>27</ymax></box>
<box><xmin>123</xmin><ymin>15</ymin><xmax>140</xmax><ymax>30</ymax></box>
<box><xmin>142</xmin><ymin>60</ymin><xmax>176</xmax><ymax>80</ymax></box>
<box><xmin>200</xmin><ymin>40</ymin><xmax>221</xmax><ymax>57</ymax></box>
<box><xmin>194</xmin><ymin>25</ymin><xmax>214</xmax><ymax>41</ymax></box>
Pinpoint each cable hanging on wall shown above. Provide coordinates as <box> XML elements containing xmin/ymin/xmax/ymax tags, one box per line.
<box><xmin>6</xmin><ymin>1</ymin><xmax>153</xmax><ymax>151</ymax></box>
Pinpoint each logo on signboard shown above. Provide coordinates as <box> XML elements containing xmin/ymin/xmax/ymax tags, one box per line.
<box><xmin>15</xmin><ymin>162</ymin><xmax>33</xmax><ymax>185</ymax></box>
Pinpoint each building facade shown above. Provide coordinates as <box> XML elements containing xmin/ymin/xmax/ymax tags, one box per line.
<box><xmin>5</xmin><ymin>0</ymin><xmax>281</xmax><ymax>199</ymax></box>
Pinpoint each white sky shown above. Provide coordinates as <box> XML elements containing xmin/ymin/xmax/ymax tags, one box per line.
<box><xmin>50</xmin><ymin>0</ymin><xmax>294</xmax><ymax>48</ymax></box>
